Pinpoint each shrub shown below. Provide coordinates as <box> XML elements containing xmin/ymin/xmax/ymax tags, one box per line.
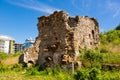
<box><xmin>89</xmin><ymin>68</ymin><xmax>101</xmax><ymax>80</ymax></box>
<box><xmin>100</xmin><ymin>30</ymin><xmax>120</xmax><ymax>45</ymax></box>
<box><xmin>100</xmin><ymin>33</ymin><xmax>108</xmax><ymax>44</ymax></box>
<box><xmin>74</xmin><ymin>68</ymin><xmax>101</xmax><ymax>80</ymax></box>
<box><xmin>82</xmin><ymin>50</ymin><xmax>102</xmax><ymax>67</ymax></box>
<box><xmin>115</xmin><ymin>24</ymin><xmax>120</xmax><ymax>30</ymax></box>
<box><xmin>10</xmin><ymin>64</ymin><xmax>23</xmax><ymax>71</ymax></box>
<box><xmin>25</xmin><ymin>66</ymin><xmax>40</xmax><ymax>75</ymax></box>
<box><xmin>113</xmin><ymin>39</ymin><xmax>120</xmax><ymax>45</ymax></box>
<box><xmin>74</xmin><ymin>69</ymin><xmax>89</xmax><ymax>80</ymax></box>
<box><xmin>100</xmin><ymin>45</ymin><xmax>109</xmax><ymax>53</ymax></box>
<box><xmin>0</xmin><ymin>64</ymin><xmax>9</xmax><ymax>72</ymax></box>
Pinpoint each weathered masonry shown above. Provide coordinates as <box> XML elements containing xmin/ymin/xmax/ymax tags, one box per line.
<box><xmin>37</xmin><ymin>11</ymin><xmax>100</xmax><ymax>67</ymax></box>
<box><xmin>19</xmin><ymin>11</ymin><xmax>100</xmax><ymax>68</ymax></box>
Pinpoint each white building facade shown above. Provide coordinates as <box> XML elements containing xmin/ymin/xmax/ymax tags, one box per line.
<box><xmin>0</xmin><ymin>35</ymin><xmax>15</xmax><ymax>54</ymax></box>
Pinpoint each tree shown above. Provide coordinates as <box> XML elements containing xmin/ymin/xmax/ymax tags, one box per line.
<box><xmin>115</xmin><ymin>24</ymin><xmax>120</xmax><ymax>30</ymax></box>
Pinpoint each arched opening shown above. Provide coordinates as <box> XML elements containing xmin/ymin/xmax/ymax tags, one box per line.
<box><xmin>28</xmin><ymin>60</ymin><xmax>34</xmax><ymax>64</ymax></box>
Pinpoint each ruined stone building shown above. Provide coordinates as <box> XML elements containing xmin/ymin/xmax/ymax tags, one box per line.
<box><xmin>19</xmin><ymin>11</ymin><xmax>100</xmax><ymax>68</ymax></box>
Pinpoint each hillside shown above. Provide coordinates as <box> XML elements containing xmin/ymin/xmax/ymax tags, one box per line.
<box><xmin>0</xmin><ymin>30</ymin><xmax>120</xmax><ymax>80</ymax></box>
<box><xmin>100</xmin><ymin>30</ymin><xmax>120</xmax><ymax>53</ymax></box>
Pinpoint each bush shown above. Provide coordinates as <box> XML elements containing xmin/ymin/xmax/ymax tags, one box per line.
<box><xmin>74</xmin><ymin>69</ymin><xmax>89</xmax><ymax>80</ymax></box>
<box><xmin>82</xmin><ymin>50</ymin><xmax>102</xmax><ymax>67</ymax></box>
<box><xmin>0</xmin><ymin>64</ymin><xmax>9</xmax><ymax>72</ymax></box>
<box><xmin>89</xmin><ymin>68</ymin><xmax>101</xmax><ymax>80</ymax></box>
<box><xmin>100</xmin><ymin>45</ymin><xmax>109</xmax><ymax>53</ymax></box>
<box><xmin>74</xmin><ymin>68</ymin><xmax>101</xmax><ymax>80</ymax></box>
<box><xmin>115</xmin><ymin>24</ymin><xmax>120</xmax><ymax>30</ymax></box>
<box><xmin>100</xmin><ymin>33</ymin><xmax>108</xmax><ymax>44</ymax></box>
<box><xmin>10</xmin><ymin>64</ymin><xmax>23</xmax><ymax>71</ymax></box>
<box><xmin>100</xmin><ymin>30</ymin><xmax>120</xmax><ymax>45</ymax></box>
<box><xmin>25</xmin><ymin>66</ymin><xmax>40</xmax><ymax>75</ymax></box>
<box><xmin>113</xmin><ymin>39</ymin><xmax>120</xmax><ymax>45</ymax></box>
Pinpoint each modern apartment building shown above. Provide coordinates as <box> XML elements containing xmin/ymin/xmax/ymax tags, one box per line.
<box><xmin>22</xmin><ymin>37</ymin><xmax>34</xmax><ymax>50</ymax></box>
<box><xmin>0</xmin><ymin>35</ymin><xmax>15</xmax><ymax>54</ymax></box>
<box><xmin>14</xmin><ymin>43</ymin><xmax>23</xmax><ymax>53</ymax></box>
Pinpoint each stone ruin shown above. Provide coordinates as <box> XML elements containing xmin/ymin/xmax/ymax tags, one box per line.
<box><xmin>19</xmin><ymin>11</ymin><xmax>100</xmax><ymax>68</ymax></box>
<box><xmin>19</xmin><ymin>37</ymin><xmax>40</xmax><ymax>66</ymax></box>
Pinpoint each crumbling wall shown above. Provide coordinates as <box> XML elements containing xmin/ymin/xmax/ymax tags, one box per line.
<box><xmin>37</xmin><ymin>11</ymin><xmax>100</xmax><ymax>67</ymax></box>
<box><xmin>19</xmin><ymin>37</ymin><xmax>40</xmax><ymax>66</ymax></box>
<box><xmin>19</xmin><ymin>11</ymin><xmax>100</xmax><ymax>68</ymax></box>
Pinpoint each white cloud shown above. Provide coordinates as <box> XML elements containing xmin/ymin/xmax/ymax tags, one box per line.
<box><xmin>70</xmin><ymin>0</ymin><xmax>92</xmax><ymax>14</ymax></box>
<box><xmin>106</xmin><ymin>1</ymin><xmax>120</xmax><ymax>18</ymax></box>
<box><xmin>6</xmin><ymin>0</ymin><xmax>59</xmax><ymax>14</ymax></box>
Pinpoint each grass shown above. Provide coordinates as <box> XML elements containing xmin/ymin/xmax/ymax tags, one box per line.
<box><xmin>101</xmin><ymin>52</ymin><xmax>120</xmax><ymax>64</ymax></box>
<box><xmin>101</xmin><ymin>70</ymin><xmax>120</xmax><ymax>80</ymax></box>
<box><xmin>0</xmin><ymin>51</ymin><xmax>23</xmax><ymax>65</ymax></box>
<box><xmin>0</xmin><ymin>51</ymin><xmax>120</xmax><ymax>80</ymax></box>
<box><xmin>0</xmin><ymin>41</ymin><xmax>120</xmax><ymax>80</ymax></box>
<box><xmin>0</xmin><ymin>65</ymin><xmax>73</xmax><ymax>80</ymax></box>
<box><xmin>0</xmin><ymin>51</ymin><xmax>73</xmax><ymax>80</ymax></box>
<box><xmin>2</xmin><ymin>56</ymin><xmax>19</xmax><ymax>65</ymax></box>
<box><xmin>0</xmin><ymin>49</ymin><xmax>120</xmax><ymax>80</ymax></box>
<box><xmin>0</xmin><ymin>73</ymin><xmax>72</xmax><ymax>80</ymax></box>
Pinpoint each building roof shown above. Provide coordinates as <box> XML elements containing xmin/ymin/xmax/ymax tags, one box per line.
<box><xmin>0</xmin><ymin>35</ymin><xmax>15</xmax><ymax>41</ymax></box>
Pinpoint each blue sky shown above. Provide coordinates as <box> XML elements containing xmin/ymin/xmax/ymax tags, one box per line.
<box><xmin>0</xmin><ymin>0</ymin><xmax>120</xmax><ymax>43</ymax></box>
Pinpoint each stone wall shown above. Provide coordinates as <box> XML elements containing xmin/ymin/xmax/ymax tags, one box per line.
<box><xmin>19</xmin><ymin>11</ymin><xmax>100</xmax><ymax>68</ymax></box>
<box><xmin>19</xmin><ymin>37</ymin><xmax>40</xmax><ymax>66</ymax></box>
<box><xmin>37</xmin><ymin>11</ymin><xmax>100</xmax><ymax>67</ymax></box>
